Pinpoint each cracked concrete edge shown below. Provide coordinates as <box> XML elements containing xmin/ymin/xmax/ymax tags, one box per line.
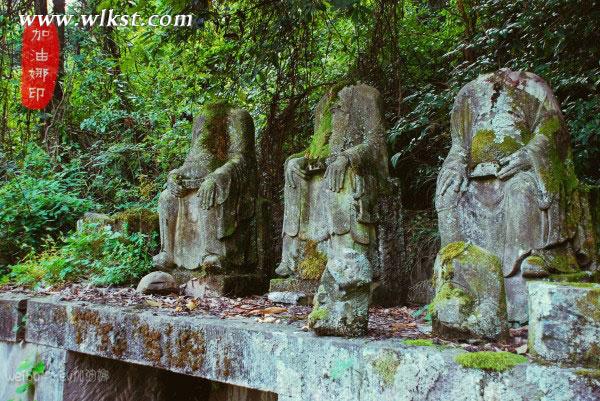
<box><xmin>0</xmin><ymin>294</ymin><xmax>597</xmax><ymax>400</ymax></box>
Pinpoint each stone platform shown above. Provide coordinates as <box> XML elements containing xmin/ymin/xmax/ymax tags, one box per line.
<box><xmin>0</xmin><ymin>293</ymin><xmax>599</xmax><ymax>401</ymax></box>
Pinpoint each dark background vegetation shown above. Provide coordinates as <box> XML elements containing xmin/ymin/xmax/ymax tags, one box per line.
<box><xmin>1</xmin><ymin>0</ymin><xmax>598</xmax><ymax>290</ymax></box>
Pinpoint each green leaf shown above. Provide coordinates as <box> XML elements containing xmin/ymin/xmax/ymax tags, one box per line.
<box><xmin>32</xmin><ymin>361</ymin><xmax>46</xmax><ymax>375</ymax></box>
<box><xmin>15</xmin><ymin>383</ymin><xmax>31</xmax><ymax>394</ymax></box>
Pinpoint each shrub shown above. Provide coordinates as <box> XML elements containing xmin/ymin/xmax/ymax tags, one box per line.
<box><xmin>8</xmin><ymin>222</ymin><xmax>157</xmax><ymax>288</ymax></box>
<box><xmin>0</xmin><ymin>145</ymin><xmax>94</xmax><ymax>267</ymax></box>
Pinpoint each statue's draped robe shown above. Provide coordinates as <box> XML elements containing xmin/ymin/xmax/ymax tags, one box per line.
<box><xmin>281</xmin><ymin>85</ymin><xmax>388</xmax><ymax>270</ymax></box>
<box><xmin>436</xmin><ymin>70</ymin><xmax>594</xmax><ymax>323</ymax></box>
<box><xmin>158</xmin><ymin>109</ymin><xmax>256</xmax><ymax>271</ymax></box>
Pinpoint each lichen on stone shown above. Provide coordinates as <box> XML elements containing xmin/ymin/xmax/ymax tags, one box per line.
<box><xmin>298</xmin><ymin>240</ymin><xmax>327</xmax><ymax>280</ymax></box>
<box><xmin>372</xmin><ymin>350</ymin><xmax>399</xmax><ymax>386</ymax></box>
<box><xmin>454</xmin><ymin>351</ymin><xmax>527</xmax><ymax>372</ymax></box>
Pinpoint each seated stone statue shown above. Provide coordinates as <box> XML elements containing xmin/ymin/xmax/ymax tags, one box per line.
<box><xmin>153</xmin><ymin>103</ymin><xmax>257</xmax><ymax>284</ymax></box>
<box><xmin>435</xmin><ymin>69</ymin><xmax>596</xmax><ymax>325</ymax></box>
<box><xmin>274</xmin><ymin>83</ymin><xmax>399</xmax><ymax>336</ymax></box>
<box><xmin>276</xmin><ymin>84</ymin><xmax>389</xmax><ymax>279</ymax></box>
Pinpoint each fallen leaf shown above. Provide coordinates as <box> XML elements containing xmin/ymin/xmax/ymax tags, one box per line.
<box><xmin>249</xmin><ymin>306</ymin><xmax>287</xmax><ymax>315</ymax></box>
<box><xmin>186</xmin><ymin>300</ymin><xmax>198</xmax><ymax>311</ymax></box>
<box><xmin>145</xmin><ymin>299</ymin><xmax>161</xmax><ymax>307</ymax></box>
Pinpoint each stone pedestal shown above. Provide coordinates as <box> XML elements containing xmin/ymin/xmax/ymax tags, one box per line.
<box><xmin>268</xmin><ymin>278</ymin><xmax>319</xmax><ymax>304</ymax></box>
<box><xmin>528</xmin><ymin>281</ymin><xmax>600</xmax><ymax>368</ymax></box>
<box><xmin>181</xmin><ymin>273</ymin><xmax>268</xmax><ymax>298</ymax></box>
<box><xmin>431</xmin><ymin>242</ymin><xmax>509</xmax><ymax>341</ymax></box>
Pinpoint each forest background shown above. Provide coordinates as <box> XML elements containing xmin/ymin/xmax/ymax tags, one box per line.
<box><xmin>1</xmin><ymin>0</ymin><xmax>598</xmax><ymax>296</ymax></box>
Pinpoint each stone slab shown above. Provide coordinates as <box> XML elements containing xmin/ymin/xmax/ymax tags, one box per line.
<box><xmin>14</xmin><ymin>295</ymin><xmax>599</xmax><ymax>401</ymax></box>
<box><xmin>174</xmin><ymin>272</ymin><xmax>268</xmax><ymax>297</ymax></box>
<box><xmin>0</xmin><ymin>293</ymin><xmax>28</xmax><ymax>341</ymax></box>
<box><xmin>528</xmin><ymin>281</ymin><xmax>600</xmax><ymax>368</ymax></box>
<box><xmin>269</xmin><ymin>277</ymin><xmax>318</xmax><ymax>294</ymax></box>
<box><xmin>0</xmin><ymin>341</ymin><xmax>66</xmax><ymax>401</ymax></box>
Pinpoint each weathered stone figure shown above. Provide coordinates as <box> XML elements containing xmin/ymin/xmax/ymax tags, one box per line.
<box><xmin>153</xmin><ymin>103</ymin><xmax>257</xmax><ymax>282</ymax></box>
<box><xmin>431</xmin><ymin>242</ymin><xmax>508</xmax><ymax>340</ymax></box>
<box><xmin>275</xmin><ymin>83</ymin><xmax>394</xmax><ymax>336</ymax></box>
<box><xmin>435</xmin><ymin>69</ymin><xmax>596</xmax><ymax>325</ymax></box>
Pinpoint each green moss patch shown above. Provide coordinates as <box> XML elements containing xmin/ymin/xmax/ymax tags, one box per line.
<box><xmin>576</xmin><ymin>368</ymin><xmax>600</xmax><ymax>379</ymax></box>
<box><xmin>372</xmin><ymin>351</ymin><xmax>399</xmax><ymax>386</ymax></box>
<box><xmin>575</xmin><ymin>288</ymin><xmax>600</xmax><ymax>322</ymax></box>
<box><xmin>403</xmin><ymin>339</ymin><xmax>434</xmax><ymax>347</ymax></box>
<box><xmin>308</xmin><ymin>307</ymin><xmax>329</xmax><ymax>322</ymax></box>
<box><xmin>305</xmin><ymin>84</ymin><xmax>347</xmax><ymax>161</ymax></box>
<box><xmin>470</xmin><ymin>129</ymin><xmax>522</xmax><ymax>167</ymax></box>
<box><xmin>111</xmin><ymin>207</ymin><xmax>158</xmax><ymax>235</ymax></box>
<box><xmin>298</xmin><ymin>240</ymin><xmax>327</xmax><ymax>280</ymax></box>
<box><xmin>455</xmin><ymin>351</ymin><xmax>527</xmax><ymax>372</ymax></box>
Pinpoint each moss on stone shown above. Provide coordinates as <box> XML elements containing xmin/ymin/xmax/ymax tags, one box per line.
<box><xmin>111</xmin><ymin>207</ymin><xmax>159</xmax><ymax>235</ymax></box>
<box><xmin>470</xmin><ymin>129</ymin><xmax>522</xmax><ymax>166</ymax></box>
<box><xmin>429</xmin><ymin>282</ymin><xmax>474</xmax><ymax>314</ymax></box>
<box><xmin>298</xmin><ymin>240</ymin><xmax>327</xmax><ymax>280</ymax></box>
<box><xmin>550</xmin><ymin>281</ymin><xmax>600</xmax><ymax>289</ymax></box>
<box><xmin>536</xmin><ymin>116</ymin><xmax>580</xmax><ymax>197</ymax></box>
<box><xmin>454</xmin><ymin>351</ymin><xmax>527</xmax><ymax>372</ymax></box>
<box><xmin>305</xmin><ymin>84</ymin><xmax>346</xmax><ymax>161</ymax></box>
<box><xmin>548</xmin><ymin>271</ymin><xmax>592</xmax><ymax>282</ymax></box>
<box><xmin>575</xmin><ymin>288</ymin><xmax>600</xmax><ymax>322</ymax></box>
<box><xmin>308</xmin><ymin>306</ymin><xmax>329</xmax><ymax>322</ymax></box>
<box><xmin>547</xmin><ymin>254</ymin><xmax>579</xmax><ymax>274</ymax></box>
<box><xmin>402</xmin><ymin>339</ymin><xmax>434</xmax><ymax>346</ymax></box>
<box><xmin>440</xmin><ymin>241</ymin><xmax>467</xmax><ymax>267</ymax></box>
<box><xmin>372</xmin><ymin>351</ymin><xmax>399</xmax><ymax>386</ymax></box>
<box><xmin>526</xmin><ymin>256</ymin><xmax>545</xmax><ymax>267</ymax></box>
<box><xmin>575</xmin><ymin>368</ymin><xmax>600</xmax><ymax>379</ymax></box>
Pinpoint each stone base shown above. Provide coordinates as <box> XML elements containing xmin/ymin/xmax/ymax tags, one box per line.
<box><xmin>529</xmin><ymin>281</ymin><xmax>600</xmax><ymax>368</ymax></box>
<box><xmin>269</xmin><ymin>277</ymin><xmax>319</xmax><ymax>294</ymax></box>
<box><xmin>179</xmin><ymin>273</ymin><xmax>268</xmax><ymax>297</ymax></box>
<box><xmin>268</xmin><ymin>278</ymin><xmax>319</xmax><ymax>304</ymax></box>
<box><xmin>2</xmin><ymin>294</ymin><xmax>599</xmax><ymax>401</ymax></box>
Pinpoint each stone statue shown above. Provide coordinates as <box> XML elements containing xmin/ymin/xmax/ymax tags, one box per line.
<box><xmin>431</xmin><ymin>242</ymin><xmax>508</xmax><ymax>340</ymax></box>
<box><xmin>435</xmin><ymin>69</ymin><xmax>596</xmax><ymax>325</ymax></box>
<box><xmin>152</xmin><ymin>102</ymin><xmax>259</xmax><ymax>295</ymax></box>
<box><xmin>273</xmin><ymin>83</ymin><xmax>398</xmax><ymax>336</ymax></box>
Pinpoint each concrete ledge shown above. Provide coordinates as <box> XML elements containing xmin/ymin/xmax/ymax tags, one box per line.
<box><xmin>528</xmin><ymin>281</ymin><xmax>600</xmax><ymax>368</ymax></box>
<box><xmin>0</xmin><ymin>293</ymin><xmax>28</xmax><ymax>341</ymax></box>
<box><xmin>1</xmin><ymin>293</ymin><xmax>599</xmax><ymax>400</ymax></box>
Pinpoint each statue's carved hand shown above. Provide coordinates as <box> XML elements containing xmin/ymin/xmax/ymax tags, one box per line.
<box><xmin>325</xmin><ymin>155</ymin><xmax>349</xmax><ymax>192</ymax></box>
<box><xmin>285</xmin><ymin>157</ymin><xmax>307</xmax><ymax>188</ymax></box>
<box><xmin>167</xmin><ymin>174</ymin><xmax>186</xmax><ymax>198</ymax></box>
<box><xmin>198</xmin><ymin>176</ymin><xmax>217</xmax><ymax>209</ymax></box>
<box><xmin>438</xmin><ymin>166</ymin><xmax>465</xmax><ymax>197</ymax></box>
<box><xmin>498</xmin><ymin>150</ymin><xmax>531</xmax><ymax>180</ymax></box>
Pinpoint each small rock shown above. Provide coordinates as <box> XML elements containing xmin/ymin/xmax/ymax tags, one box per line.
<box><xmin>267</xmin><ymin>291</ymin><xmax>308</xmax><ymax>305</ymax></box>
<box><xmin>136</xmin><ymin>271</ymin><xmax>178</xmax><ymax>295</ymax></box>
<box><xmin>516</xmin><ymin>344</ymin><xmax>528</xmax><ymax>355</ymax></box>
<box><xmin>182</xmin><ymin>278</ymin><xmax>220</xmax><ymax>298</ymax></box>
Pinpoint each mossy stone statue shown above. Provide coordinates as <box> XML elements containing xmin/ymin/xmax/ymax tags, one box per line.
<box><xmin>151</xmin><ymin>102</ymin><xmax>261</xmax><ymax>296</ymax></box>
<box><xmin>435</xmin><ymin>69</ymin><xmax>597</xmax><ymax>325</ymax></box>
<box><xmin>273</xmin><ymin>83</ymin><xmax>402</xmax><ymax>335</ymax></box>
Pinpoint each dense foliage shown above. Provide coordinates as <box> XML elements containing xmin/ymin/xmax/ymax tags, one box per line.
<box><xmin>0</xmin><ymin>0</ymin><xmax>598</xmax><ymax>286</ymax></box>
